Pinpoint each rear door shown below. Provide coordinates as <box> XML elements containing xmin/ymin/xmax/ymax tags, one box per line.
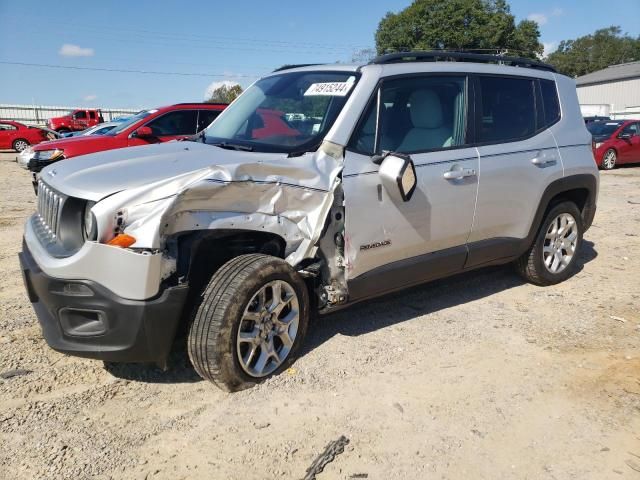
<box><xmin>467</xmin><ymin>75</ymin><xmax>563</xmax><ymax>267</ymax></box>
<box><xmin>128</xmin><ymin>110</ymin><xmax>199</xmax><ymax>146</ymax></box>
<box><xmin>0</xmin><ymin>122</ymin><xmax>16</xmax><ymax>148</ymax></box>
<box><xmin>343</xmin><ymin>74</ymin><xmax>478</xmax><ymax>299</ymax></box>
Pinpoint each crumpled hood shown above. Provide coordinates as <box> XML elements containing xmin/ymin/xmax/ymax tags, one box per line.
<box><xmin>41</xmin><ymin>141</ymin><xmax>323</xmax><ymax>201</ymax></box>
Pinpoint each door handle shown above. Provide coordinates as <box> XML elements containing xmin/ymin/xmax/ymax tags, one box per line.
<box><xmin>531</xmin><ymin>156</ymin><xmax>557</xmax><ymax>166</ymax></box>
<box><xmin>443</xmin><ymin>167</ymin><xmax>476</xmax><ymax>180</ymax></box>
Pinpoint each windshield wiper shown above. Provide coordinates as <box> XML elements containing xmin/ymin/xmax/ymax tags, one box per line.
<box><xmin>211</xmin><ymin>142</ymin><xmax>253</xmax><ymax>152</ymax></box>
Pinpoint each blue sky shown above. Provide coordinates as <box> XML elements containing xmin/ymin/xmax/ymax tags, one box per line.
<box><xmin>1</xmin><ymin>0</ymin><xmax>638</xmax><ymax>108</ymax></box>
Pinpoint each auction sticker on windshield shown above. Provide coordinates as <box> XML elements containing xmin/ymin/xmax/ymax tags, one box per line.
<box><xmin>304</xmin><ymin>81</ymin><xmax>354</xmax><ymax>96</ymax></box>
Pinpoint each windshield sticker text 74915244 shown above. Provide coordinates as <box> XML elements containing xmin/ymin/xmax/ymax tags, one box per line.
<box><xmin>304</xmin><ymin>82</ymin><xmax>354</xmax><ymax>97</ymax></box>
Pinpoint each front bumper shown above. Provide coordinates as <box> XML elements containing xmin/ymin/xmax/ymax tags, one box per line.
<box><xmin>19</xmin><ymin>242</ymin><xmax>189</xmax><ymax>363</ymax></box>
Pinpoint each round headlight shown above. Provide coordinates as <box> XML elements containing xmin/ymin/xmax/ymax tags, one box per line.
<box><xmin>83</xmin><ymin>201</ymin><xmax>97</xmax><ymax>240</ymax></box>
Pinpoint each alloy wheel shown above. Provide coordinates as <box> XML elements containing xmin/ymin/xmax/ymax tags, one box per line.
<box><xmin>602</xmin><ymin>149</ymin><xmax>616</xmax><ymax>170</ymax></box>
<box><xmin>542</xmin><ymin>213</ymin><xmax>578</xmax><ymax>274</ymax></box>
<box><xmin>14</xmin><ymin>140</ymin><xmax>28</xmax><ymax>152</ymax></box>
<box><xmin>236</xmin><ymin>280</ymin><xmax>300</xmax><ymax>378</ymax></box>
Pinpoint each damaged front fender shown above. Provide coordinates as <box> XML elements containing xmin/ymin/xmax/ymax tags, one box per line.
<box><xmin>94</xmin><ymin>142</ymin><xmax>345</xmax><ymax>269</ymax></box>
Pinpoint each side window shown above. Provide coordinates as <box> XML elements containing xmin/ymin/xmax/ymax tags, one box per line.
<box><xmin>89</xmin><ymin>111</ymin><xmax>96</xmax><ymax>119</ymax></box>
<box><xmin>621</xmin><ymin>123</ymin><xmax>640</xmax><ymax>136</ymax></box>
<box><xmin>540</xmin><ymin>79</ymin><xmax>560</xmax><ymax>126</ymax></box>
<box><xmin>0</xmin><ymin>123</ymin><xmax>17</xmax><ymax>131</ymax></box>
<box><xmin>197</xmin><ymin>110</ymin><xmax>221</xmax><ymax>132</ymax></box>
<box><xmin>74</xmin><ymin>110</ymin><xmax>87</xmax><ymax>119</ymax></box>
<box><xmin>146</xmin><ymin>110</ymin><xmax>198</xmax><ymax>136</ymax></box>
<box><xmin>350</xmin><ymin>75</ymin><xmax>467</xmax><ymax>155</ymax></box>
<box><xmin>478</xmin><ymin>76</ymin><xmax>536</xmax><ymax>143</ymax></box>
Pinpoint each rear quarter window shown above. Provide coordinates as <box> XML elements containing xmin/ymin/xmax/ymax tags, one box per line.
<box><xmin>540</xmin><ymin>80</ymin><xmax>560</xmax><ymax>127</ymax></box>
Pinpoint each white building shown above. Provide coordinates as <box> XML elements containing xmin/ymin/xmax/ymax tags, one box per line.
<box><xmin>576</xmin><ymin>61</ymin><xmax>640</xmax><ymax>119</ymax></box>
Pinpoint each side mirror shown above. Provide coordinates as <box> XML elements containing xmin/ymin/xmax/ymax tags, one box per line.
<box><xmin>618</xmin><ymin>132</ymin><xmax>632</xmax><ymax>140</ymax></box>
<box><xmin>378</xmin><ymin>153</ymin><xmax>417</xmax><ymax>202</ymax></box>
<box><xmin>133</xmin><ymin>126</ymin><xmax>153</xmax><ymax>138</ymax></box>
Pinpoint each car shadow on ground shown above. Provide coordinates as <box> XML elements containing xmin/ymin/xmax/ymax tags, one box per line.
<box><xmin>303</xmin><ymin>240</ymin><xmax>598</xmax><ymax>354</ymax></box>
<box><xmin>105</xmin><ymin>240</ymin><xmax>597</xmax><ymax>384</ymax></box>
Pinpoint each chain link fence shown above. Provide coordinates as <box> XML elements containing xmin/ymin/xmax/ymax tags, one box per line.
<box><xmin>0</xmin><ymin>104</ymin><xmax>139</xmax><ymax>126</ymax></box>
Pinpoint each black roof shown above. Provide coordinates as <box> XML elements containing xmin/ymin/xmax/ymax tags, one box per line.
<box><xmin>369</xmin><ymin>51</ymin><xmax>556</xmax><ymax>73</ymax></box>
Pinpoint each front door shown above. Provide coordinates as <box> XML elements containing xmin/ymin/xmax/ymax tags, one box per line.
<box><xmin>343</xmin><ymin>74</ymin><xmax>478</xmax><ymax>300</ymax></box>
<box><xmin>73</xmin><ymin>110</ymin><xmax>89</xmax><ymax>130</ymax></box>
<box><xmin>617</xmin><ymin>122</ymin><xmax>640</xmax><ymax>163</ymax></box>
<box><xmin>128</xmin><ymin>110</ymin><xmax>199</xmax><ymax>146</ymax></box>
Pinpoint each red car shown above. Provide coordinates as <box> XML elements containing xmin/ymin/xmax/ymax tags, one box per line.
<box><xmin>27</xmin><ymin>103</ymin><xmax>227</xmax><ymax>173</ymax></box>
<box><xmin>47</xmin><ymin>109</ymin><xmax>104</xmax><ymax>134</ymax></box>
<box><xmin>588</xmin><ymin>119</ymin><xmax>640</xmax><ymax>170</ymax></box>
<box><xmin>0</xmin><ymin>121</ymin><xmax>55</xmax><ymax>152</ymax></box>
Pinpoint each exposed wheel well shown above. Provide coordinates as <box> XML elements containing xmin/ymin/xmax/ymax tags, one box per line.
<box><xmin>174</xmin><ymin>230</ymin><xmax>286</xmax><ymax>292</ymax></box>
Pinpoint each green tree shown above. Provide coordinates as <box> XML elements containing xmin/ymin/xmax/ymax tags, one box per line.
<box><xmin>375</xmin><ymin>0</ymin><xmax>542</xmax><ymax>59</ymax></box>
<box><xmin>206</xmin><ymin>83</ymin><xmax>243</xmax><ymax>103</ymax></box>
<box><xmin>545</xmin><ymin>26</ymin><xmax>640</xmax><ymax>77</ymax></box>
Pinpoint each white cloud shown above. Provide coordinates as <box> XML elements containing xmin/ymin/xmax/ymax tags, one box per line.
<box><xmin>543</xmin><ymin>41</ymin><xmax>558</xmax><ymax>57</ymax></box>
<box><xmin>59</xmin><ymin>44</ymin><xmax>94</xmax><ymax>57</ymax></box>
<box><xmin>527</xmin><ymin>13</ymin><xmax>548</xmax><ymax>26</ymax></box>
<box><xmin>204</xmin><ymin>80</ymin><xmax>241</xmax><ymax>101</ymax></box>
<box><xmin>83</xmin><ymin>94</ymin><xmax>97</xmax><ymax>101</ymax></box>
<box><xmin>528</xmin><ymin>7</ymin><xmax>563</xmax><ymax>27</ymax></box>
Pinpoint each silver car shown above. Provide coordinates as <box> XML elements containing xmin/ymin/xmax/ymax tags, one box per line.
<box><xmin>19</xmin><ymin>52</ymin><xmax>598</xmax><ymax>391</ymax></box>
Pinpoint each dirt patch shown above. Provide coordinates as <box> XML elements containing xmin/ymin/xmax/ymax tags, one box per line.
<box><xmin>0</xmin><ymin>153</ymin><xmax>639</xmax><ymax>479</ymax></box>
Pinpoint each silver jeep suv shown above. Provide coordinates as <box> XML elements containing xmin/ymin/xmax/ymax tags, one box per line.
<box><xmin>19</xmin><ymin>52</ymin><xmax>598</xmax><ymax>391</ymax></box>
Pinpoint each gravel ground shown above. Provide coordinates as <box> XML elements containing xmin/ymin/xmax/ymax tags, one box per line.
<box><xmin>0</xmin><ymin>150</ymin><xmax>639</xmax><ymax>480</ymax></box>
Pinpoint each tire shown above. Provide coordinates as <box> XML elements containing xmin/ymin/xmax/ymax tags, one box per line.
<box><xmin>601</xmin><ymin>148</ymin><xmax>617</xmax><ymax>170</ymax></box>
<box><xmin>188</xmin><ymin>254</ymin><xmax>309</xmax><ymax>391</ymax></box>
<box><xmin>56</xmin><ymin>128</ymin><xmax>70</xmax><ymax>134</ymax></box>
<box><xmin>12</xmin><ymin>139</ymin><xmax>29</xmax><ymax>152</ymax></box>
<box><xmin>515</xmin><ymin>201</ymin><xmax>583</xmax><ymax>286</ymax></box>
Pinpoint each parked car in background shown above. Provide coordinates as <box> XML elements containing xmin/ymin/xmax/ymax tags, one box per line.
<box><xmin>0</xmin><ymin>120</ymin><xmax>57</xmax><ymax>152</ymax></box>
<box><xmin>588</xmin><ymin>119</ymin><xmax>640</xmax><ymax>169</ymax></box>
<box><xmin>62</xmin><ymin>121</ymin><xmax>123</xmax><ymax>138</ymax></box>
<box><xmin>583</xmin><ymin>116</ymin><xmax>610</xmax><ymax>124</ymax></box>
<box><xmin>25</xmin><ymin>103</ymin><xmax>227</xmax><ymax>179</ymax></box>
<box><xmin>47</xmin><ymin>109</ymin><xmax>104</xmax><ymax>134</ymax></box>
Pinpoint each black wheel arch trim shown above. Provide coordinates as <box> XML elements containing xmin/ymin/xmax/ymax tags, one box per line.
<box><xmin>527</xmin><ymin>174</ymin><xmax>597</xmax><ymax>239</ymax></box>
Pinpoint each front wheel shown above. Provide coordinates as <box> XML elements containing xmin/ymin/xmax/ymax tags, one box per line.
<box><xmin>601</xmin><ymin>148</ymin><xmax>617</xmax><ymax>170</ymax></box>
<box><xmin>515</xmin><ymin>201</ymin><xmax>583</xmax><ymax>286</ymax></box>
<box><xmin>188</xmin><ymin>254</ymin><xmax>309</xmax><ymax>391</ymax></box>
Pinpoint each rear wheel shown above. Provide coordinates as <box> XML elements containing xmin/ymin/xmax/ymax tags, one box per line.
<box><xmin>516</xmin><ymin>201</ymin><xmax>583</xmax><ymax>286</ymax></box>
<box><xmin>12</xmin><ymin>139</ymin><xmax>29</xmax><ymax>152</ymax></box>
<box><xmin>56</xmin><ymin>128</ymin><xmax>70</xmax><ymax>135</ymax></box>
<box><xmin>188</xmin><ymin>254</ymin><xmax>309</xmax><ymax>391</ymax></box>
<box><xmin>602</xmin><ymin>149</ymin><xmax>617</xmax><ymax>170</ymax></box>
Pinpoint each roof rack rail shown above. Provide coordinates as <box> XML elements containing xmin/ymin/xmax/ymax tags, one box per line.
<box><xmin>369</xmin><ymin>51</ymin><xmax>556</xmax><ymax>73</ymax></box>
<box><xmin>272</xmin><ymin>63</ymin><xmax>323</xmax><ymax>72</ymax></box>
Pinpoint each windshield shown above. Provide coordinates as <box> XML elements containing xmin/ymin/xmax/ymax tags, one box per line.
<box><xmin>587</xmin><ymin>121</ymin><xmax>623</xmax><ymax>137</ymax></box>
<box><xmin>106</xmin><ymin>110</ymin><xmax>153</xmax><ymax>135</ymax></box>
<box><xmin>204</xmin><ymin>71</ymin><xmax>359</xmax><ymax>153</ymax></box>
